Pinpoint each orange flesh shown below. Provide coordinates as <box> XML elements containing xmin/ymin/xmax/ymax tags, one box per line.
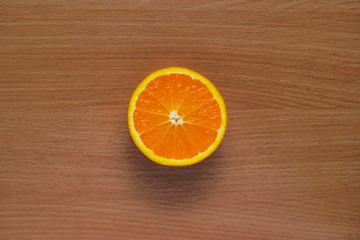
<box><xmin>133</xmin><ymin>73</ymin><xmax>222</xmax><ymax>160</ymax></box>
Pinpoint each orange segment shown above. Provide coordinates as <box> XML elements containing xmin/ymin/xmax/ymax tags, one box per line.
<box><xmin>182</xmin><ymin>123</ymin><xmax>218</xmax><ymax>152</ymax></box>
<box><xmin>178</xmin><ymin>79</ymin><xmax>214</xmax><ymax>116</ymax></box>
<box><xmin>168</xmin><ymin>73</ymin><xmax>192</xmax><ymax>110</ymax></box>
<box><xmin>133</xmin><ymin>110</ymin><xmax>169</xmax><ymax>134</ymax></box>
<box><xmin>183</xmin><ymin>99</ymin><xmax>222</xmax><ymax>130</ymax></box>
<box><xmin>153</xmin><ymin>124</ymin><xmax>176</xmax><ymax>159</ymax></box>
<box><xmin>173</xmin><ymin>125</ymin><xmax>198</xmax><ymax>159</ymax></box>
<box><xmin>128</xmin><ymin>67</ymin><xmax>227</xmax><ymax>166</ymax></box>
<box><xmin>136</xmin><ymin>90</ymin><xmax>169</xmax><ymax>115</ymax></box>
<box><xmin>140</xmin><ymin>122</ymin><xmax>172</xmax><ymax>150</ymax></box>
<box><xmin>145</xmin><ymin>75</ymin><xmax>173</xmax><ymax>112</ymax></box>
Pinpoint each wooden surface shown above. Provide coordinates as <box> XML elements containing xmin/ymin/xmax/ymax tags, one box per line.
<box><xmin>1</xmin><ymin>1</ymin><xmax>360</xmax><ymax>239</ymax></box>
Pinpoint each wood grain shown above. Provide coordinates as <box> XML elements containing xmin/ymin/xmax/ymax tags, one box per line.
<box><xmin>1</xmin><ymin>1</ymin><xmax>360</xmax><ymax>239</ymax></box>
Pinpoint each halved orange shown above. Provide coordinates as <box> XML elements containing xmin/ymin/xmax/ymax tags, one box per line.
<box><xmin>128</xmin><ymin>67</ymin><xmax>227</xmax><ymax>166</ymax></box>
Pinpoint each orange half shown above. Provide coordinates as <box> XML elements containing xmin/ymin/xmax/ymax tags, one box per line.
<box><xmin>128</xmin><ymin>67</ymin><xmax>227</xmax><ymax>166</ymax></box>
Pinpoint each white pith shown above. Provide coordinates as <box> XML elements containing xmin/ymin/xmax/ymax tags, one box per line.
<box><xmin>169</xmin><ymin>111</ymin><xmax>183</xmax><ymax>125</ymax></box>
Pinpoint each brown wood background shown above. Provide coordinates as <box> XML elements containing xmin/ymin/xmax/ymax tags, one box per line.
<box><xmin>1</xmin><ymin>1</ymin><xmax>360</xmax><ymax>239</ymax></box>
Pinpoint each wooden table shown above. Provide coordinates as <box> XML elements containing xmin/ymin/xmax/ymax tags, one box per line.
<box><xmin>1</xmin><ymin>1</ymin><xmax>359</xmax><ymax>239</ymax></box>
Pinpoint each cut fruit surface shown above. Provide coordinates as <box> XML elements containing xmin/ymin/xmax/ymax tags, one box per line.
<box><xmin>128</xmin><ymin>67</ymin><xmax>227</xmax><ymax>166</ymax></box>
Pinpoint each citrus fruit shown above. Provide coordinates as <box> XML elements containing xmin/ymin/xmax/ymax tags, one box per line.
<box><xmin>128</xmin><ymin>67</ymin><xmax>227</xmax><ymax>166</ymax></box>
